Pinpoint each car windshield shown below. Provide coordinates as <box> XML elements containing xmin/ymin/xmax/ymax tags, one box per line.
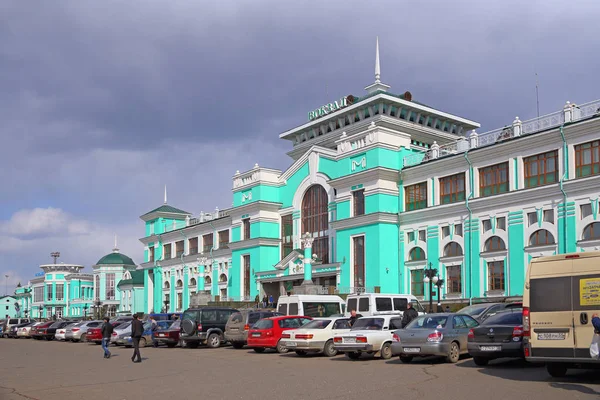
<box><xmin>301</xmin><ymin>319</ymin><xmax>331</xmax><ymax>330</ymax></box>
<box><xmin>118</xmin><ymin>321</ymin><xmax>131</xmax><ymax>330</ymax></box>
<box><xmin>482</xmin><ymin>310</ymin><xmax>523</xmax><ymax>326</ymax></box>
<box><xmin>253</xmin><ymin>319</ymin><xmax>273</xmax><ymax>329</ymax></box>
<box><xmin>182</xmin><ymin>311</ymin><xmax>197</xmax><ymax>321</ymax></box>
<box><xmin>169</xmin><ymin>320</ymin><xmax>181</xmax><ymax>329</ymax></box>
<box><xmin>459</xmin><ymin>305</ymin><xmax>490</xmax><ymax>316</ymax></box>
<box><xmin>50</xmin><ymin>322</ymin><xmax>63</xmax><ymax>328</ymax></box>
<box><xmin>406</xmin><ymin>315</ymin><xmax>449</xmax><ymax>329</ymax></box>
<box><xmin>351</xmin><ymin>318</ymin><xmax>384</xmax><ymax>331</ymax></box>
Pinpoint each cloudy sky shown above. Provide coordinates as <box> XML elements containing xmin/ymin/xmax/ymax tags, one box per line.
<box><xmin>1</xmin><ymin>0</ymin><xmax>599</xmax><ymax>293</ymax></box>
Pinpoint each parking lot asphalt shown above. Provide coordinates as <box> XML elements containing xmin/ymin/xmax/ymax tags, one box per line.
<box><xmin>1</xmin><ymin>339</ymin><xmax>599</xmax><ymax>400</ymax></box>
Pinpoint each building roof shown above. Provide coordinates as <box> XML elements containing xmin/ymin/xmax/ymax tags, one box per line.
<box><xmin>96</xmin><ymin>252</ymin><xmax>136</xmax><ymax>266</ymax></box>
<box><xmin>117</xmin><ymin>270</ymin><xmax>144</xmax><ymax>288</ymax></box>
<box><xmin>141</xmin><ymin>204</ymin><xmax>190</xmax><ymax>217</ymax></box>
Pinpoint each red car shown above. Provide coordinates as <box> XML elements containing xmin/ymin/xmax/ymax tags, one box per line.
<box><xmin>247</xmin><ymin>316</ymin><xmax>312</xmax><ymax>353</ymax></box>
<box><xmin>30</xmin><ymin>322</ymin><xmax>54</xmax><ymax>340</ymax></box>
<box><xmin>86</xmin><ymin>327</ymin><xmax>103</xmax><ymax>344</ymax></box>
<box><xmin>154</xmin><ymin>319</ymin><xmax>181</xmax><ymax>348</ymax></box>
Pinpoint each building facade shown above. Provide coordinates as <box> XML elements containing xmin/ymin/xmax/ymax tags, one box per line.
<box><xmin>93</xmin><ymin>244</ymin><xmax>137</xmax><ymax>317</ymax></box>
<box><xmin>135</xmin><ymin>42</ymin><xmax>600</xmax><ymax>311</ymax></box>
<box><xmin>1</xmin><ymin>295</ymin><xmax>19</xmax><ymax>319</ymax></box>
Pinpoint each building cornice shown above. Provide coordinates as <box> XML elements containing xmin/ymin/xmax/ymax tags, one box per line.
<box><xmin>331</xmin><ymin>212</ymin><xmax>399</xmax><ymax>231</ymax></box>
<box><xmin>230</xmin><ymin>201</ymin><xmax>283</xmax><ymax>216</ymax></box>
<box><xmin>328</xmin><ymin>167</ymin><xmax>399</xmax><ymax>188</ymax></box>
<box><xmin>228</xmin><ymin>237</ymin><xmax>281</xmax><ymax>251</ymax></box>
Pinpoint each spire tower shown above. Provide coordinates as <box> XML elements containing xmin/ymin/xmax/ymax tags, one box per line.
<box><xmin>113</xmin><ymin>234</ymin><xmax>119</xmax><ymax>253</ymax></box>
<box><xmin>365</xmin><ymin>36</ymin><xmax>390</xmax><ymax>94</ymax></box>
<box><xmin>164</xmin><ymin>185</ymin><xmax>168</xmax><ymax>204</ymax></box>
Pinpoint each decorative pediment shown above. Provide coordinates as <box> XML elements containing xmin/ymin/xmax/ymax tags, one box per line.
<box><xmin>273</xmin><ymin>250</ymin><xmax>303</xmax><ymax>270</ymax></box>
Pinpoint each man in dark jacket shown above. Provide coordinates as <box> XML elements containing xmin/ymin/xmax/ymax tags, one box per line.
<box><xmin>401</xmin><ymin>303</ymin><xmax>419</xmax><ymax>328</ymax></box>
<box><xmin>101</xmin><ymin>317</ymin><xmax>114</xmax><ymax>359</ymax></box>
<box><xmin>348</xmin><ymin>310</ymin><xmax>363</xmax><ymax>327</ymax></box>
<box><xmin>131</xmin><ymin>314</ymin><xmax>144</xmax><ymax>363</ymax></box>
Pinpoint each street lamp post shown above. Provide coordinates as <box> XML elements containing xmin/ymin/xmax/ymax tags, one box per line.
<box><xmin>83</xmin><ymin>306</ymin><xmax>88</xmax><ymax>320</ymax></box>
<box><xmin>435</xmin><ymin>277</ymin><xmax>445</xmax><ymax>312</ymax></box>
<box><xmin>40</xmin><ymin>303</ymin><xmax>45</xmax><ymax>319</ymax></box>
<box><xmin>422</xmin><ymin>263</ymin><xmax>439</xmax><ymax>314</ymax></box>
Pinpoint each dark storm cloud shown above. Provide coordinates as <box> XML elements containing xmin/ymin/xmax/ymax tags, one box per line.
<box><xmin>1</xmin><ymin>0</ymin><xmax>599</xmax><ymax>282</ymax></box>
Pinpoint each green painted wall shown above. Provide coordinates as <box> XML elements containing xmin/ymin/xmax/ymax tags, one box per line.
<box><xmin>337</xmin><ymin>200</ymin><xmax>351</xmax><ymax>220</ymax></box>
<box><xmin>558</xmin><ymin>202</ymin><xmax>577</xmax><ymax>254</ymax></box>
<box><xmin>250</xmin><ymin>221</ymin><xmax>279</xmax><ymax>239</ymax></box>
<box><xmin>508</xmin><ymin>211</ymin><xmax>525</xmax><ymax>296</ymax></box>
<box><xmin>365</xmin><ymin>193</ymin><xmax>399</xmax><ymax>215</ymax></box>
<box><xmin>230</xmin><ymin>245</ymin><xmax>279</xmax><ymax>299</ymax></box>
<box><xmin>233</xmin><ymin>184</ymin><xmax>280</xmax><ymax>207</ymax></box>
<box><xmin>231</xmin><ymin>226</ymin><xmax>241</xmax><ymax>242</ymax></box>
<box><xmin>281</xmin><ymin>162</ymin><xmax>309</xmax><ymax>208</ymax></box>
<box><xmin>464</xmin><ymin>218</ymin><xmax>481</xmax><ymax>298</ymax></box>
<box><xmin>425</xmin><ymin>226</ymin><xmax>440</xmax><ymax>302</ymax></box>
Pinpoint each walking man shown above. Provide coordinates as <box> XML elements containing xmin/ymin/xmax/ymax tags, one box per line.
<box><xmin>131</xmin><ymin>314</ymin><xmax>144</xmax><ymax>363</ymax></box>
<box><xmin>101</xmin><ymin>317</ymin><xmax>113</xmax><ymax>359</ymax></box>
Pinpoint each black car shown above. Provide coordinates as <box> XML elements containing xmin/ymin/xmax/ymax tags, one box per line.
<box><xmin>180</xmin><ymin>307</ymin><xmax>239</xmax><ymax>348</ymax></box>
<box><xmin>460</xmin><ymin>302</ymin><xmax>522</xmax><ymax>322</ymax></box>
<box><xmin>467</xmin><ymin>308</ymin><xmax>524</xmax><ymax>366</ymax></box>
<box><xmin>44</xmin><ymin>321</ymin><xmax>73</xmax><ymax>340</ymax></box>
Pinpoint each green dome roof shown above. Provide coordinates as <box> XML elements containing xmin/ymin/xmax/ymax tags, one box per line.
<box><xmin>96</xmin><ymin>252</ymin><xmax>136</xmax><ymax>266</ymax></box>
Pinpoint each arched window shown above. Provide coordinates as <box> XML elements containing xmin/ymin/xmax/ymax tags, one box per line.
<box><xmin>583</xmin><ymin>222</ymin><xmax>600</xmax><ymax>241</ymax></box>
<box><xmin>409</xmin><ymin>247</ymin><xmax>426</xmax><ymax>261</ymax></box>
<box><xmin>95</xmin><ymin>275</ymin><xmax>100</xmax><ymax>300</ymax></box>
<box><xmin>176</xmin><ymin>279</ymin><xmax>183</xmax><ymax>288</ymax></box>
<box><xmin>205</xmin><ymin>276</ymin><xmax>212</xmax><ymax>285</ymax></box>
<box><xmin>529</xmin><ymin>230</ymin><xmax>556</xmax><ymax>246</ymax></box>
<box><xmin>219</xmin><ymin>274</ymin><xmax>228</xmax><ymax>283</ymax></box>
<box><xmin>164</xmin><ymin>281</ymin><xmax>170</xmax><ymax>290</ymax></box>
<box><xmin>443</xmin><ymin>242</ymin><xmax>463</xmax><ymax>257</ymax></box>
<box><xmin>190</xmin><ymin>278</ymin><xmax>197</xmax><ymax>287</ymax></box>
<box><xmin>484</xmin><ymin>236</ymin><xmax>506</xmax><ymax>252</ymax></box>
<box><xmin>301</xmin><ymin>185</ymin><xmax>329</xmax><ymax>264</ymax></box>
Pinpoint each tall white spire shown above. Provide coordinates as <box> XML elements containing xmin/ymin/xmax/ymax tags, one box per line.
<box><xmin>113</xmin><ymin>234</ymin><xmax>119</xmax><ymax>253</ymax></box>
<box><xmin>164</xmin><ymin>185</ymin><xmax>168</xmax><ymax>204</ymax></box>
<box><xmin>375</xmin><ymin>36</ymin><xmax>381</xmax><ymax>84</ymax></box>
<box><xmin>364</xmin><ymin>37</ymin><xmax>390</xmax><ymax>94</ymax></box>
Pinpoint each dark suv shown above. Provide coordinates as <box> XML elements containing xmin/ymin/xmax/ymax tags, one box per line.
<box><xmin>180</xmin><ymin>307</ymin><xmax>238</xmax><ymax>348</ymax></box>
<box><xmin>225</xmin><ymin>309</ymin><xmax>282</xmax><ymax>349</ymax></box>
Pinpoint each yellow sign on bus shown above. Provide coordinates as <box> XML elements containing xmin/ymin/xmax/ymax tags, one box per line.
<box><xmin>580</xmin><ymin>278</ymin><xmax>600</xmax><ymax>306</ymax></box>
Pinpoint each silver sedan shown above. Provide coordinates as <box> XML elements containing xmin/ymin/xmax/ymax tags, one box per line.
<box><xmin>391</xmin><ymin>313</ymin><xmax>479</xmax><ymax>363</ymax></box>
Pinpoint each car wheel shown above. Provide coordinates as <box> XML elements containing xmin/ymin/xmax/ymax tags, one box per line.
<box><xmin>253</xmin><ymin>347</ymin><xmax>265</xmax><ymax>353</ymax></box>
<box><xmin>295</xmin><ymin>350</ymin><xmax>308</xmax><ymax>356</ymax></box>
<box><xmin>446</xmin><ymin>342</ymin><xmax>460</xmax><ymax>363</ymax></box>
<box><xmin>380</xmin><ymin>342</ymin><xmax>392</xmax><ymax>360</ymax></box>
<box><xmin>473</xmin><ymin>356</ymin><xmax>489</xmax><ymax>366</ymax></box>
<box><xmin>80</xmin><ymin>334</ymin><xmax>87</xmax><ymax>342</ymax></box>
<box><xmin>207</xmin><ymin>333</ymin><xmax>221</xmax><ymax>348</ymax></box>
<box><xmin>140</xmin><ymin>338</ymin><xmax>147</xmax><ymax>347</ymax></box>
<box><xmin>167</xmin><ymin>343</ymin><xmax>177</xmax><ymax>348</ymax></box>
<box><xmin>346</xmin><ymin>352</ymin><xmax>361</xmax><ymax>360</ymax></box>
<box><xmin>399</xmin><ymin>355</ymin><xmax>413</xmax><ymax>363</ymax></box>
<box><xmin>276</xmin><ymin>340</ymin><xmax>289</xmax><ymax>354</ymax></box>
<box><xmin>547</xmin><ymin>363</ymin><xmax>568</xmax><ymax>378</ymax></box>
<box><xmin>232</xmin><ymin>342</ymin><xmax>244</xmax><ymax>349</ymax></box>
<box><xmin>322</xmin><ymin>340</ymin><xmax>337</xmax><ymax>357</ymax></box>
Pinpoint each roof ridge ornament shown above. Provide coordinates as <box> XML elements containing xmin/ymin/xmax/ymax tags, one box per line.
<box><xmin>364</xmin><ymin>37</ymin><xmax>390</xmax><ymax>94</ymax></box>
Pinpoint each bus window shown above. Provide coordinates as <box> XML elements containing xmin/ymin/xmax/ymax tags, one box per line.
<box><xmin>302</xmin><ymin>302</ymin><xmax>341</xmax><ymax>317</ymax></box>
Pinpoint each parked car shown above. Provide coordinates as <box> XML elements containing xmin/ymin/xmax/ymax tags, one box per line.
<box><xmin>180</xmin><ymin>307</ymin><xmax>239</xmax><ymax>348</ymax></box>
<box><xmin>225</xmin><ymin>309</ymin><xmax>282</xmax><ymax>349</ymax></box>
<box><xmin>391</xmin><ymin>313</ymin><xmax>479</xmax><ymax>363</ymax></box>
<box><xmin>277</xmin><ymin>295</ymin><xmax>346</xmax><ymax>317</ymax></box>
<box><xmin>65</xmin><ymin>321</ymin><xmax>102</xmax><ymax>342</ymax></box>
<box><xmin>55</xmin><ymin>322</ymin><xmax>78</xmax><ymax>341</ymax></box>
<box><xmin>111</xmin><ymin>321</ymin><xmax>132</xmax><ymax>346</ymax></box>
<box><xmin>17</xmin><ymin>322</ymin><xmax>41</xmax><ymax>338</ymax></box>
<box><xmin>30</xmin><ymin>321</ymin><xmax>55</xmax><ymax>340</ymax></box>
<box><xmin>145</xmin><ymin>313</ymin><xmax>181</xmax><ymax>322</ymax></box>
<box><xmin>7</xmin><ymin>322</ymin><xmax>29</xmax><ymax>338</ymax></box>
<box><xmin>247</xmin><ymin>315</ymin><xmax>312</xmax><ymax>353</ymax></box>
<box><xmin>42</xmin><ymin>321</ymin><xmax>73</xmax><ymax>340</ymax></box>
<box><xmin>460</xmin><ymin>302</ymin><xmax>522</xmax><ymax>322</ymax></box>
<box><xmin>124</xmin><ymin>320</ymin><xmax>172</xmax><ymax>348</ymax></box>
<box><xmin>3</xmin><ymin>318</ymin><xmax>32</xmax><ymax>337</ymax></box>
<box><xmin>280</xmin><ymin>317</ymin><xmax>352</xmax><ymax>356</ymax></box>
<box><xmin>467</xmin><ymin>308</ymin><xmax>524</xmax><ymax>366</ymax></box>
<box><xmin>333</xmin><ymin>315</ymin><xmax>403</xmax><ymax>360</ymax></box>
<box><xmin>86</xmin><ymin>327</ymin><xmax>103</xmax><ymax>344</ymax></box>
<box><xmin>154</xmin><ymin>319</ymin><xmax>181</xmax><ymax>347</ymax></box>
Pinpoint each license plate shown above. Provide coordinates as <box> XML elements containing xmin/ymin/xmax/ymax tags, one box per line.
<box><xmin>480</xmin><ymin>346</ymin><xmax>501</xmax><ymax>351</ymax></box>
<box><xmin>403</xmin><ymin>347</ymin><xmax>421</xmax><ymax>353</ymax></box>
<box><xmin>157</xmin><ymin>333</ymin><xmax>165</xmax><ymax>337</ymax></box>
<box><xmin>252</xmin><ymin>333</ymin><xmax>261</xmax><ymax>337</ymax></box>
<box><xmin>287</xmin><ymin>341</ymin><xmax>297</xmax><ymax>347</ymax></box>
<box><xmin>537</xmin><ymin>332</ymin><xmax>566</xmax><ymax>340</ymax></box>
<box><xmin>344</xmin><ymin>338</ymin><xmax>356</xmax><ymax>343</ymax></box>
<box><xmin>230</xmin><ymin>328</ymin><xmax>239</xmax><ymax>331</ymax></box>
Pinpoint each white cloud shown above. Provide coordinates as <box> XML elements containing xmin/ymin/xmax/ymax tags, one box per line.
<box><xmin>0</xmin><ymin>207</ymin><xmax>91</xmax><ymax>239</ymax></box>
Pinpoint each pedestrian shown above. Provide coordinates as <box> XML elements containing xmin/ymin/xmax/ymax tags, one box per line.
<box><xmin>401</xmin><ymin>302</ymin><xmax>419</xmax><ymax>328</ymax></box>
<box><xmin>254</xmin><ymin>294</ymin><xmax>260</xmax><ymax>308</ymax></box>
<box><xmin>101</xmin><ymin>317</ymin><xmax>113</xmax><ymax>359</ymax></box>
<box><xmin>268</xmin><ymin>294</ymin><xmax>274</xmax><ymax>308</ymax></box>
<box><xmin>348</xmin><ymin>309</ymin><xmax>363</xmax><ymax>327</ymax></box>
<box><xmin>262</xmin><ymin>295</ymin><xmax>267</xmax><ymax>308</ymax></box>
<box><xmin>131</xmin><ymin>314</ymin><xmax>144</xmax><ymax>363</ymax></box>
<box><xmin>150</xmin><ymin>316</ymin><xmax>159</xmax><ymax>348</ymax></box>
<box><xmin>593</xmin><ymin>313</ymin><xmax>600</xmax><ymax>332</ymax></box>
<box><xmin>444</xmin><ymin>305</ymin><xmax>451</xmax><ymax>313</ymax></box>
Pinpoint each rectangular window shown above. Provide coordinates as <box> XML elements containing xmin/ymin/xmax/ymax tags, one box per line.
<box><xmin>439</xmin><ymin>173</ymin><xmax>465</xmax><ymax>204</ymax></box>
<box><xmin>177</xmin><ymin>293</ymin><xmax>183</xmax><ymax>311</ymax></box>
<box><xmin>479</xmin><ymin>162</ymin><xmax>509</xmax><ymax>197</ymax></box>
<box><xmin>455</xmin><ymin>224</ymin><xmax>463</xmax><ymax>237</ymax></box>
<box><xmin>482</xmin><ymin>219</ymin><xmax>492</xmax><ymax>232</ymax></box>
<box><xmin>418</xmin><ymin>230</ymin><xmax>426</xmax><ymax>242</ymax></box>
<box><xmin>575</xmin><ymin>140</ymin><xmax>600</xmax><ymax>178</ymax></box>
<box><xmin>202</xmin><ymin>233</ymin><xmax>213</xmax><ymax>253</ymax></box>
<box><xmin>410</xmin><ymin>270</ymin><xmax>424</xmax><ymax>296</ymax></box>
<box><xmin>528</xmin><ymin>212</ymin><xmax>537</xmax><ymax>226</ymax></box>
<box><xmin>163</xmin><ymin>243</ymin><xmax>172</xmax><ymax>259</ymax></box>
<box><xmin>106</xmin><ymin>273</ymin><xmax>115</xmax><ymax>300</ymax></box>
<box><xmin>148</xmin><ymin>246</ymin><xmax>155</xmax><ymax>262</ymax></box>
<box><xmin>487</xmin><ymin>261</ymin><xmax>505</xmax><ymax>291</ymax></box>
<box><xmin>242</xmin><ymin>218</ymin><xmax>251</xmax><ymax>240</ymax></box>
<box><xmin>150</xmin><ymin>221</ymin><xmax>155</xmax><ymax>235</ymax></box>
<box><xmin>281</xmin><ymin>214</ymin><xmax>293</xmax><ymax>259</ymax></box>
<box><xmin>353</xmin><ymin>236</ymin><xmax>365</xmax><ymax>288</ymax></box>
<box><xmin>581</xmin><ymin>204</ymin><xmax>593</xmax><ymax>219</ymax></box>
<box><xmin>353</xmin><ymin>189</ymin><xmax>365</xmax><ymax>216</ymax></box>
<box><xmin>243</xmin><ymin>255</ymin><xmax>251</xmax><ymax>300</ymax></box>
<box><xmin>175</xmin><ymin>240</ymin><xmax>184</xmax><ymax>257</ymax></box>
<box><xmin>407</xmin><ymin>232</ymin><xmax>415</xmax><ymax>243</ymax></box>
<box><xmin>496</xmin><ymin>217</ymin><xmax>506</xmax><ymax>231</ymax></box>
<box><xmin>375</xmin><ymin>297</ymin><xmax>393</xmax><ymax>311</ymax></box>
<box><xmin>405</xmin><ymin>182</ymin><xmax>427</xmax><ymax>211</ymax></box>
<box><xmin>543</xmin><ymin>210</ymin><xmax>554</xmax><ymax>224</ymax></box>
<box><xmin>447</xmin><ymin>266</ymin><xmax>462</xmax><ymax>294</ymax></box>
<box><xmin>441</xmin><ymin>226</ymin><xmax>450</xmax><ymax>238</ymax></box>
<box><xmin>524</xmin><ymin>150</ymin><xmax>558</xmax><ymax>188</ymax></box>
<box><xmin>188</xmin><ymin>238</ymin><xmax>198</xmax><ymax>255</ymax></box>
<box><xmin>218</xmin><ymin>230</ymin><xmax>230</xmax><ymax>248</ymax></box>
<box><xmin>46</xmin><ymin>284</ymin><xmax>52</xmax><ymax>301</ymax></box>
<box><xmin>56</xmin><ymin>284</ymin><xmax>64</xmax><ymax>301</ymax></box>
<box><xmin>34</xmin><ymin>287</ymin><xmax>43</xmax><ymax>302</ymax></box>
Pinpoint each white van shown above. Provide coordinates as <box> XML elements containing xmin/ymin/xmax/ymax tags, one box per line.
<box><xmin>344</xmin><ymin>293</ymin><xmax>426</xmax><ymax>317</ymax></box>
<box><xmin>277</xmin><ymin>295</ymin><xmax>346</xmax><ymax>318</ymax></box>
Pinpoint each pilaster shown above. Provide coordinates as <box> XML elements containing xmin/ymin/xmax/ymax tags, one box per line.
<box><xmin>508</xmin><ymin>211</ymin><xmax>525</xmax><ymax>296</ymax></box>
